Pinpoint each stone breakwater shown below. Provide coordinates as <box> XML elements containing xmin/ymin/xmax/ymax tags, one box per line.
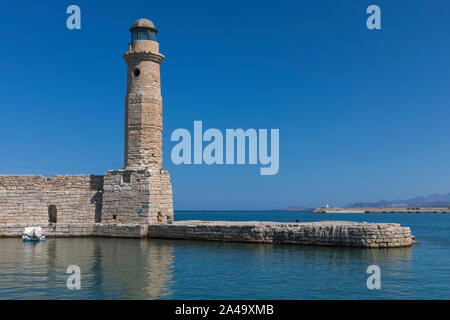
<box><xmin>313</xmin><ymin>206</ymin><xmax>450</xmax><ymax>214</ymax></box>
<box><xmin>148</xmin><ymin>221</ymin><xmax>415</xmax><ymax>248</ymax></box>
<box><xmin>0</xmin><ymin>223</ymin><xmax>148</xmax><ymax>238</ymax></box>
<box><xmin>0</xmin><ymin>221</ymin><xmax>415</xmax><ymax>248</ymax></box>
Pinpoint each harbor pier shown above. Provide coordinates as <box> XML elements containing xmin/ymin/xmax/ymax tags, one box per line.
<box><xmin>0</xmin><ymin>220</ymin><xmax>416</xmax><ymax>248</ymax></box>
<box><xmin>313</xmin><ymin>207</ymin><xmax>450</xmax><ymax>213</ymax></box>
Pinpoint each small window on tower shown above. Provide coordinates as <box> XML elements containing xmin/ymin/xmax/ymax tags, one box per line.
<box><xmin>122</xmin><ymin>172</ymin><xmax>131</xmax><ymax>184</ymax></box>
<box><xmin>133</xmin><ymin>68</ymin><xmax>140</xmax><ymax>77</ymax></box>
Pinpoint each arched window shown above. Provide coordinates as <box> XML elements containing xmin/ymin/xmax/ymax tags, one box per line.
<box><xmin>48</xmin><ymin>205</ymin><xmax>57</xmax><ymax>223</ymax></box>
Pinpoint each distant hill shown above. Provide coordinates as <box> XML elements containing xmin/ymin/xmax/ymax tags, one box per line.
<box><xmin>345</xmin><ymin>193</ymin><xmax>450</xmax><ymax>208</ymax></box>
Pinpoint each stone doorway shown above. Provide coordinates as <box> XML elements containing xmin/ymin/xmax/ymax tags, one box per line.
<box><xmin>48</xmin><ymin>205</ymin><xmax>57</xmax><ymax>223</ymax></box>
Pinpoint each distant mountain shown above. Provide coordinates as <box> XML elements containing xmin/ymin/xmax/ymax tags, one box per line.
<box><xmin>345</xmin><ymin>193</ymin><xmax>450</xmax><ymax>208</ymax></box>
<box><xmin>275</xmin><ymin>206</ymin><xmax>312</xmax><ymax>211</ymax></box>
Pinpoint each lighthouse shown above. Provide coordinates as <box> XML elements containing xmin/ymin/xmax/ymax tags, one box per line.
<box><xmin>102</xmin><ymin>19</ymin><xmax>174</xmax><ymax>225</ymax></box>
<box><xmin>123</xmin><ymin>18</ymin><xmax>164</xmax><ymax>169</ymax></box>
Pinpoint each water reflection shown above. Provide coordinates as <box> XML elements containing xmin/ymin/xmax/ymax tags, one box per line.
<box><xmin>0</xmin><ymin>238</ymin><xmax>421</xmax><ymax>299</ymax></box>
<box><xmin>164</xmin><ymin>240</ymin><xmax>414</xmax><ymax>299</ymax></box>
<box><xmin>0</xmin><ymin>238</ymin><xmax>174</xmax><ymax>299</ymax></box>
<box><xmin>3</xmin><ymin>209</ymin><xmax>446</xmax><ymax>299</ymax></box>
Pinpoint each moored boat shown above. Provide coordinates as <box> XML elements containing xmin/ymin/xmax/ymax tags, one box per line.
<box><xmin>22</xmin><ymin>227</ymin><xmax>46</xmax><ymax>241</ymax></box>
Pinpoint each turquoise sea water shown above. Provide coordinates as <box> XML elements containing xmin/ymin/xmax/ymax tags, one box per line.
<box><xmin>0</xmin><ymin>211</ymin><xmax>449</xmax><ymax>299</ymax></box>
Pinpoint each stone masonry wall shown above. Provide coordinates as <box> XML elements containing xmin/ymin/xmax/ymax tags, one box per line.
<box><xmin>124</xmin><ymin>47</ymin><xmax>164</xmax><ymax>170</ymax></box>
<box><xmin>102</xmin><ymin>169</ymin><xmax>173</xmax><ymax>224</ymax></box>
<box><xmin>0</xmin><ymin>223</ymin><xmax>148</xmax><ymax>238</ymax></box>
<box><xmin>150</xmin><ymin>169</ymin><xmax>173</xmax><ymax>223</ymax></box>
<box><xmin>0</xmin><ymin>175</ymin><xmax>103</xmax><ymax>225</ymax></box>
<box><xmin>0</xmin><ymin>219</ymin><xmax>415</xmax><ymax>247</ymax></box>
<box><xmin>148</xmin><ymin>221</ymin><xmax>415</xmax><ymax>248</ymax></box>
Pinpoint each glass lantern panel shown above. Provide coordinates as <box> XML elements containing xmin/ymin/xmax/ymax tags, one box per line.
<box><xmin>138</xmin><ymin>30</ymin><xmax>148</xmax><ymax>40</ymax></box>
<box><xmin>148</xmin><ymin>30</ymin><xmax>156</xmax><ymax>41</ymax></box>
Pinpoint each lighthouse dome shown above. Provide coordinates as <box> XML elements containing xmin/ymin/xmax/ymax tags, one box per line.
<box><xmin>130</xmin><ymin>18</ymin><xmax>157</xmax><ymax>32</ymax></box>
<box><xmin>130</xmin><ymin>18</ymin><xmax>158</xmax><ymax>43</ymax></box>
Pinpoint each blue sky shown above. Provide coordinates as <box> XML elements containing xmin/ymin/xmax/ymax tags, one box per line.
<box><xmin>1</xmin><ymin>0</ymin><xmax>450</xmax><ymax>210</ymax></box>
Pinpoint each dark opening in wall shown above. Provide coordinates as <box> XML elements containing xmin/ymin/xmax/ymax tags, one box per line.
<box><xmin>133</xmin><ymin>68</ymin><xmax>140</xmax><ymax>77</ymax></box>
<box><xmin>92</xmin><ymin>191</ymin><xmax>103</xmax><ymax>223</ymax></box>
<box><xmin>48</xmin><ymin>205</ymin><xmax>57</xmax><ymax>223</ymax></box>
<box><xmin>122</xmin><ymin>172</ymin><xmax>131</xmax><ymax>184</ymax></box>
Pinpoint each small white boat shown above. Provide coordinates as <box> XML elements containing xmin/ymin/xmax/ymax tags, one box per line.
<box><xmin>22</xmin><ymin>227</ymin><xmax>46</xmax><ymax>241</ymax></box>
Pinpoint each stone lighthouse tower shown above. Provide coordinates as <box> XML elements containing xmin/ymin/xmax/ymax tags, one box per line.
<box><xmin>124</xmin><ymin>19</ymin><xmax>164</xmax><ymax>169</ymax></box>
<box><xmin>102</xmin><ymin>19</ymin><xmax>174</xmax><ymax>224</ymax></box>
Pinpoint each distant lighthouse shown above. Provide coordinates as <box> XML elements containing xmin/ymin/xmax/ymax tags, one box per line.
<box><xmin>326</xmin><ymin>200</ymin><xmax>329</xmax><ymax>208</ymax></box>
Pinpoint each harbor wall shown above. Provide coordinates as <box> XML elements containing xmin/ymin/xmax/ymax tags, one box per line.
<box><xmin>148</xmin><ymin>221</ymin><xmax>415</xmax><ymax>248</ymax></box>
<box><xmin>0</xmin><ymin>175</ymin><xmax>416</xmax><ymax>248</ymax></box>
<box><xmin>0</xmin><ymin>172</ymin><xmax>173</xmax><ymax>226</ymax></box>
<box><xmin>0</xmin><ymin>223</ymin><xmax>148</xmax><ymax>238</ymax></box>
<box><xmin>0</xmin><ymin>175</ymin><xmax>103</xmax><ymax>225</ymax></box>
<box><xmin>0</xmin><ymin>220</ymin><xmax>415</xmax><ymax>247</ymax></box>
<box><xmin>313</xmin><ymin>207</ymin><xmax>450</xmax><ymax>213</ymax></box>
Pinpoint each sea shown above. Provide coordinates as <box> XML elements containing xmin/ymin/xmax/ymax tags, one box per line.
<box><xmin>0</xmin><ymin>210</ymin><xmax>449</xmax><ymax>299</ymax></box>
